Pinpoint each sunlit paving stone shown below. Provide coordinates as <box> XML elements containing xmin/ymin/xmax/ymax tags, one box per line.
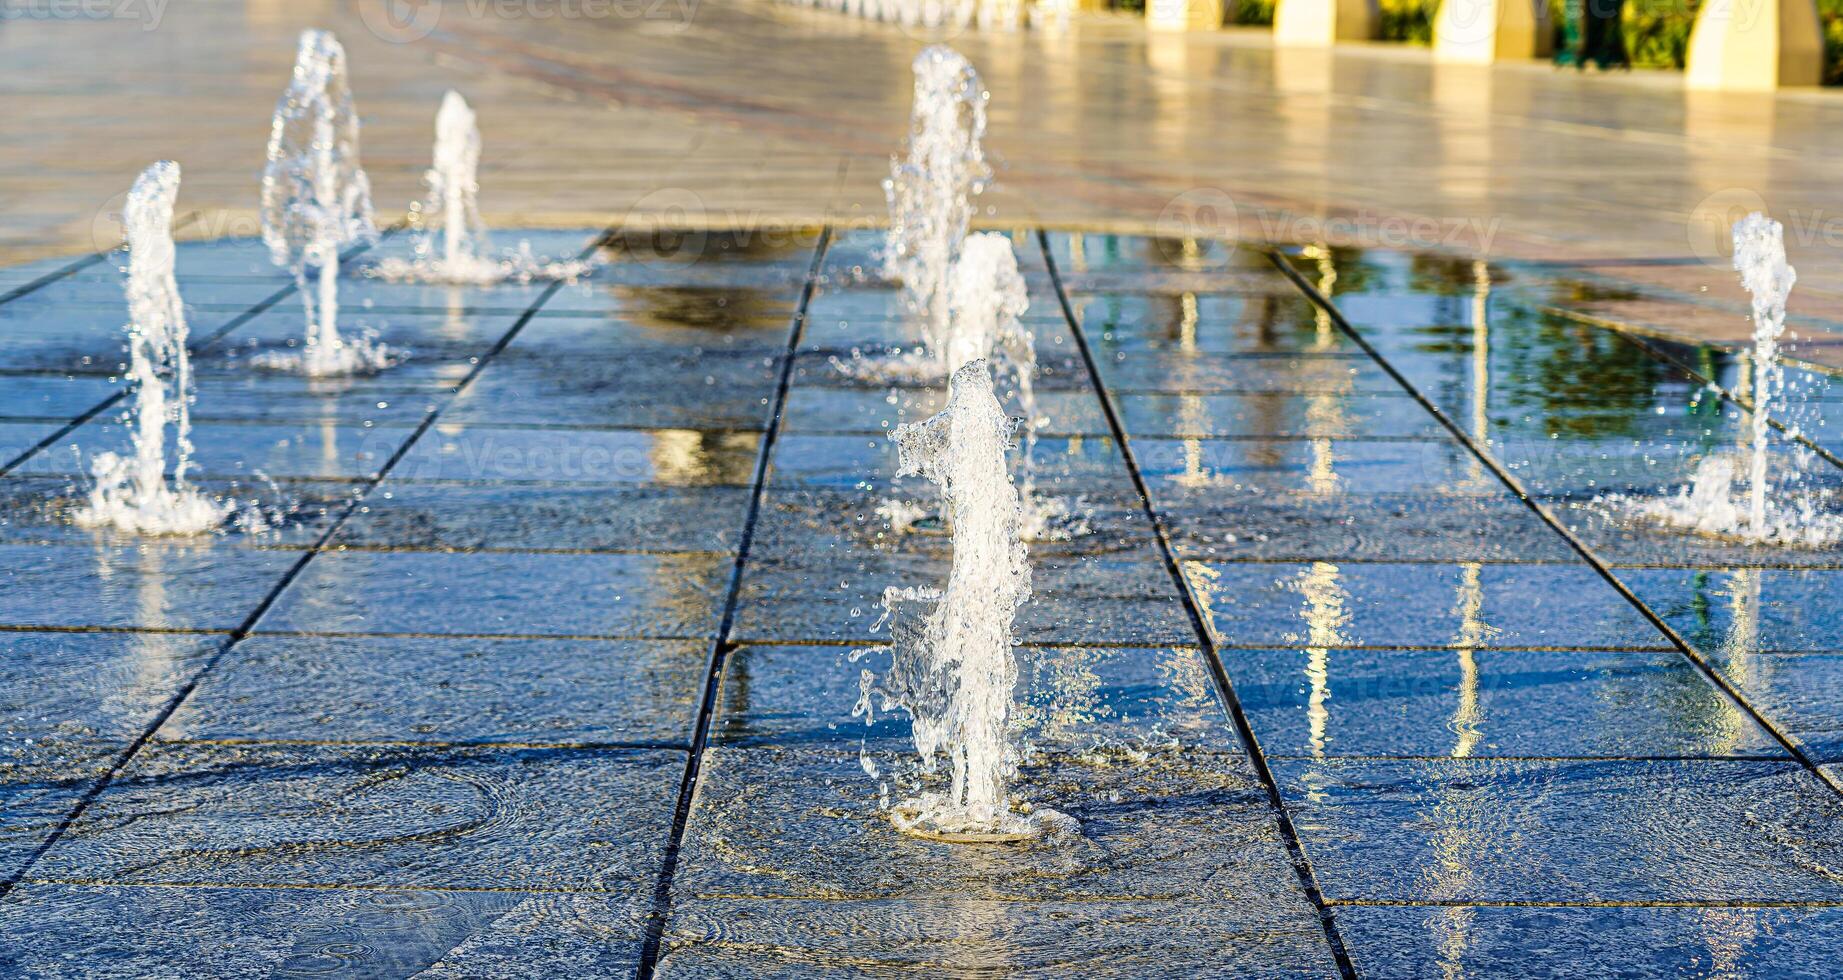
<box><xmin>256</xmin><ymin>550</ymin><xmax>730</xmax><ymax>638</ymax></box>
<box><xmin>336</xmin><ymin>481</ymin><xmax>754</xmax><ymax>553</ymax></box>
<box><xmin>1131</xmin><ymin>437</ymin><xmax>1501</xmax><ymax>496</ymax></box>
<box><xmin>35</xmin><ymin>419</ymin><xmax>419</xmax><ymax>483</ymax></box>
<box><xmin>0</xmin><ymin>542</ymin><xmax>297</xmax><ymax>631</ymax></box>
<box><xmin>1156</xmin><ymin>491</ymin><xmax>1576</xmax><ymax>562</ymax></box>
<box><xmin>26</xmin><ymin>743</ymin><xmax>683</xmax><ymax>892</ymax></box>
<box><xmin>0</xmin><ymin>477</ymin><xmax>354</xmax><ymax>549</ymax></box>
<box><xmin>163</xmin><ymin>635</ymin><xmax>708</xmax><ymax>746</ymax></box>
<box><xmin>392</xmin><ymin>425</ymin><xmax>761</xmax><ymax>485</ymax></box>
<box><xmin>1275</xmin><ymin>758</ymin><xmax>1843</xmax><ymax>904</ymax></box>
<box><xmin>1335</xmin><ymin>904</ymin><xmax>1843</xmax><ymax>979</ymax></box>
<box><xmin>779</xmin><ymin>386</ymin><xmax>1111</xmax><ymax>437</ymax></box>
<box><xmin>1185</xmin><ymin>561</ymin><xmax>1666</xmax><ymax>650</ymax></box>
<box><xmin>1227</xmin><ymin>647</ymin><xmax>1782</xmax><ymax>759</ymax></box>
<box><xmin>1623</xmin><ymin>568</ymin><xmax>1843</xmax><ymax>657</ymax></box>
<box><xmin>1112</xmin><ymin>390</ymin><xmax>1440</xmax><ymax>439</ymax></box>
<box><xmin>0</xmin><ymin>886</ymin><xmax>649</xmax><ymax>978</ymax></box>
<box><xmin>655</xmin><ymin>897</ymin><xmax>1341</xmax><ymax>979</ymax></box>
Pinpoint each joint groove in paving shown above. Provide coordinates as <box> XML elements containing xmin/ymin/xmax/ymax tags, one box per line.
<box><xmin>1038</xmin><ymin>229</ymin><xmax>1360</xmax><ymax>980</ymax></box>
<box><xmin>1264</xmin><ymin>247</ymin><xmax>1843</xmax><ymax>802</ymax></box>
<box><xmin>0</xmin><ymin>228</ymin><xmax>616</xmax><ymax>900</ymax></box>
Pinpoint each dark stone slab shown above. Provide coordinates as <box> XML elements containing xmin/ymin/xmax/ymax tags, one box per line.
<box><xmin>39</xmin><ymin>417</ymin><xmax>418</xmax><ymax>482</ymax></box>
<box><xmin>1187</xmin><ymin>561</ymin><xmax>1665</xmax><ymax>650</ymax></box>
<box><xmin>1156</xmin><ymin>491</ymin><xmax>1575</xmax><ymax>562</ymax></box>
<box><xmin>779</xmin><ymin>386</ymin><xmax>1110</xmax><ymax>438</ymax></box>
<box><xmin>0</xmin><ymin>374</ymin><xmax>118</xmax><ymax>420</ymax></box>
<box><xmin>1335</xmin><ymin>904</ymin><xmax>1843</xmax><ymax>980</ymax></box>
<box><xmin>391</xmin><ymin>425</ymin><xmax>760</xmax><ymax>485</ymax></box>
<box><xmin>767</xmin><ymin>434</ymin><xmax>1134</xmax><ymax>494</ymax></box>
<box><xmin>31</xmin><ymin>743</ymin><xmax>684</xmax><ymax>891</ymax></box>
<box><xmin>448</xmin><ymin>349</ymin><xmax>782</xmax><ymax>430</ymax></box>
<box><xmin>1114</xmin><ymin>391</ymin><xmax>1440</xmax><ymax>439</ymax></box>
<box><xmin>0</xmin><ymin>884</ymin><xmax>648</xmax><ymax>979</ymax></box>
<box><xmin>1095</xmin><ymin>350</ymin><xmax>1401</xmax><ymax>395</ymax></box>
<box><xmin>1623</xmin><ymin>567</ymin><xmax>1843</xmax><ymax>657</ymax></box>
<box><xmin>1274</xmin><ymin>757</ymin><xmax>1843</xmax><ymax>902</ymax></box>
<box><xmin>0</xmin><ymin>541</ymin><xmax>297</xmax><ymax>631</ymax></box>
<box><xmin>337</xmin><ymin>481</ymin><xmax>753</xmax><ymax>552</ymax></box>
<box><xmin>1226</xmin><ymin>646</ymin><xmax>1780</xmax><ymax>759</ymax></box>
<box><xmin>656</xmin><ymin>896</ymin><xmax>1339</xmax><ymax>979</ymax></box>
<box><xmin>730</xmin><ymin>553</ymin><xmax>1194</xmax><ymax>646</ymax></box>
<box><xmin>0</xmin><ymin>629</ymin><xmax>216</xmax><ymax>756</ymax></box>
<box><xmin>714</xmin><ymin>643</ymin><xmax>1234</xmax><ymax>752</ymax></box>
<box><xmin>1132</xmin><ymin>437</ymin><xmax>1500</xmax><ymax>495</ymax></box>
<box><xmin>257</xmin><ymin>549</ymin><xmax>730</xmax><ymax>638</ymax></box>
<box><xmin>165</xmin><ymin>634</ymin><xmax>707</xmax><ymax>746</ymax></box>
<box><xmin>749</xmin><ymin>487</ymin><xmax>1156</xmax><ymax>561</ymax></box>
<box><xmin>673</xmin><ymin>745</ymin><xmax>1303</xmax><ymax>902</ymax></box>
<box><xmin>1687</xmin><ymin>651</ymin><xmax>1843</xmax><ymax>762</ymax></box>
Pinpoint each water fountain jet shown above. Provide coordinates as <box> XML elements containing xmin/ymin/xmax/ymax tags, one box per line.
<box><xmin>76</xmin><ymin>162</ymin><xmax>229</xmax><ymax>535</ymax></box>
<box><xmin>369</xmin><ymin>91</ymin><xmax>595</xmax><ymax>285</ymax></box>
<box><xmin>256</xmin><ymin>30</ymin><xmax>397</xmax><ymax>377</ymax></box>
<box><xmin>854</xmin><ymin>360</ymin><xmax>1076</xmax><ymax>842</ymax></box>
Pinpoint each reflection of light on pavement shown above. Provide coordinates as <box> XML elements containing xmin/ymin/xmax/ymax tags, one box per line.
<box><xmin>1450</xmin><ymin>562</ymin><xmax>1489</xmax><ymax>758</ymax></box>
<box><xmin>1170</xmin><ymin>293</ymin><xmax>1211</xmax><ymax>489</ymax></box>
<box><xmin>1463</xmin><ymin>260</ymin><xmax>1493</xmax><ymax>493</ymax></box>
<box><xmin>1297</xmin><ymin>561</ymin><xmax>1347</xmax><ymax>761</ymax></box>
<box><xmin>1302</xmin><ymin>246</ymin><xmax>1344</xmax><ymax>493</ymax></box>
<box><xmin>1068</xmin><ymin>233</ymin><xmax>1086</xmax><ymax>273</ymax></box>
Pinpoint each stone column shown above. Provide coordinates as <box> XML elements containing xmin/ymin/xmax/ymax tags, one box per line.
<box><xmin>1432</xmin><ymin>0</ymin><xmax>1545</xmax><ymax>63</ymax></box>
<box><xmin>1685</xmin><ymin>0</ymin><xmax>1822</xmax><ymax>91</ymax></box>
<box><xmin>1273</xmin><ymin>0</ymin><xmax>1377</xmax><ymax>45</ymax></box>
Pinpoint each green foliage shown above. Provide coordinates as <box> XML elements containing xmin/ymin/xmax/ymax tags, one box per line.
<box><xmin>1620</xmin><ymin>0</ymin><xmax>1696</xmax><ymax>69</ymax></box>
<box><xmin>1230</xmin><ymin>0</ymin><xmax>1274</xmax><ymax>24</ymax></box>
<box><xmin>1380</xmin><ymin>0</ymin><xmax>1433</xmax><ymax>42</ymax></box>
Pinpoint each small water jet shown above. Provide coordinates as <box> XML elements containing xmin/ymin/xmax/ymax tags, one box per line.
<box><xmin>884</xmin><ymin>46</ymin><xmax>989</xmax><ymax>370</ymax></box>
<box><xmin>256</xmin><ymin>30</ymin><xmax>397</xmax><ymax>377</ymax></box>
<box><xmin>853</xmin><ymin>360</ymin><xmax>1077</xmax><ymax>842</ymax></box>
<box><xmin>369</xmin><ymin>91</ymin><xmax>595</xmax><ymax>286</ymax></box>
<box><xmin>75</xmin><ymin>162</ymin><xmax>229</xmax><ymax>535</ymax></box>
<box><xmin>1611</xmin><ymin>213</ymin><xmax>1842</xmax><ymax>547</ymax></box>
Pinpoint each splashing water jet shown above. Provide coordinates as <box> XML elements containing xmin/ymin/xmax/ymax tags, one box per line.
<box><xmin>76</xmin><ymin>162</ymin><xmax>229</xmax><ymax>535</ymax></box>
<box><xmin>255</xmin><ymin>30</ymin><xmax>397</xmax><ymax>377</ymax></box>
<box><xmin>1612</xmin><ymin>213</ymin><xmax>1843</xmax><ymax>547</ymax></box>
<box><xmin>853</xmin><ymin>361</ymin><xmax>1077</xmax><ymax>842</ymax></box>
<box><xmin>884</xmin><ymin>46</ymin><xmax>989</xmax><ymax>372</ymax></box>
<box><xmin>369</xmin><ymin>91</ymin><xmax>595</xmax><ymax>285</ymax></box>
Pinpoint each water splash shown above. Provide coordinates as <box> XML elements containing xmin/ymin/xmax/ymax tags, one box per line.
<box><xmin>256</xmin><ymin>30</ymin><xmax>397</xmax><ymax>377</ymax></box>
<box><xmin>75</xmin><ymin>162</ymin><xmax>229</xmax><ymax>535</ymax></box>
<box><xmin>1609</xmin><ymin>214</ymin><xmax>1841</xmax><ymax>547</ymax></box>
<box><xmin>884</xmin><ymin>46</ymin><xmax>988</xmax><ymax>370</ymax></box>
<box><xmin>853</xmin><ymin>361</ymin><xmax>1076</xmax><ymax>842</ymax></box>
<box><xmin>1733</xmin><ymin>212</ymin><xmax>1796</xmax><ymax>535</ymax></box>
<box><xmin>369</xmin><ymin>91</ymin><xmax>595</xmax><ymax>286</ymax></box>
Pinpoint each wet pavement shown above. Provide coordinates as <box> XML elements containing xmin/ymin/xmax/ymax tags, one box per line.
<box><xmin>2</xmin><ymin>227</ymin><xmax>1842</xmax><ymax>977</ymax></box>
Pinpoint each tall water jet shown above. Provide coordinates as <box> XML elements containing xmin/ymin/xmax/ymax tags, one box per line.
<box><xmin>1732</xmin><ymin>212</ymin><xmax>1796</xmax><ymax>536</ymax></box>
<box><xmin>76</xmin><ymin>162</ymin><xmax>229</xmax><ymax>535</ymax></box>
<box><xmin>1611</xmin><ymin>212</ymin><xmax>1842</xmax><ymax>547</ymax></box>
<box><xmin>854</xmin><ymin>361</ymin><xmax>1075</xmax><ymax>841</ymax></box>
<box><xmin>370</xmin><ymin>91</ymin><xmax>595</xmax><ymax>285</ymax></box>
<box><xmin>257</xmin><ymin>30</ymin><xmax>396</xmax><ymax>377</ymax></box>
<box><xmin>884</xmin><ymin>46</ymin><xmax>989</xmax><ymax>371</ymax></box>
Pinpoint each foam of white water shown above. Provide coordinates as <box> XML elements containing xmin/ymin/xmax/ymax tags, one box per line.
<box><xmin>1612</xmin><ymin>214</ymin><xmax>1842</xmax><ymax>548</ymax></box>
<box><xmin>75</xmin><ymin>162</ymin><xmax>229</xmax><ymax>536</ymax></box>
<box><xmin>884</xmin><ymin>46</ymin><xmax>989</xmax><ymax>366</ymax></box>
<box><xmin>1613</xmin><ymin>455</ymin><xmax>1843</xmax><ymax>548</ymax></box>
<box><xmin>259</xmin><ymin>30</ymin><xmax>398</xmax><ymax>377</ymax></box>
<box><xmin>853</xmin><ymin>361</ymin><xmax>1077</xmax><ymax>841</ymax></box>
<box><xmin>368</xmin><ymin>91</ymin><xmax>595</xmax><ymax>286</ymax></box>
